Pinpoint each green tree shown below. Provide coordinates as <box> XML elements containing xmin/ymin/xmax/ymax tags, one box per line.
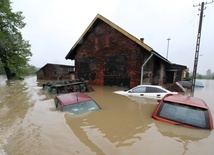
<box><xmin>25</xmin><ymin>64</ymin><xmax>39</xmax><ymax>75</ymax></box>
<box><xmin>0</xmin><ymin>0</ymin><xmax>32</xmax><ymax>80</ymax></box>
<box><xmin>0</xmin><ymin>61</ymin><xmax>5</xmax><ymax>74</ymax></box>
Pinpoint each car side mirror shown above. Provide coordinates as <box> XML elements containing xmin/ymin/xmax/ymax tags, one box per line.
<box><xmin>128</xmin><ymin>90</ymin><xmax>132</xmax><ymax>93</ymax></box>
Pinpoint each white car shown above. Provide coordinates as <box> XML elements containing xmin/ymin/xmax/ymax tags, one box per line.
<box><xmin>115</xmin><ymin>85</ymin><xmax>177</xmax><ymax>99</ymax></box>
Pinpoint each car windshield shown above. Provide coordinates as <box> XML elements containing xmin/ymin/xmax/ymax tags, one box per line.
<box><xmin>62</xmin><ymin>100</ymin><xmax>100</xmax><ymax>114</ymax></box>
<box><xmin>157</xmin><ymin>102</ymin><xmax>210</xmax><ymax>129</ymax></box>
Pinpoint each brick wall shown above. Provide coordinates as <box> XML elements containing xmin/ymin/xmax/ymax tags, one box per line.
<box><xmin>74</xmin><ymin>20</ymin><xmax>151</xmax><ymax>88</ymax></box>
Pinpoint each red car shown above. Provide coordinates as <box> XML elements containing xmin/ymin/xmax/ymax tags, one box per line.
<box><xmin>152</xmin><ymin>94</ymin><xmax>213</xmax><ymax>130</ymax></box>
<box><xmin>54</xmin><ymin>92</ymin><xmax>100</xmax><ymax>114</ymax></box>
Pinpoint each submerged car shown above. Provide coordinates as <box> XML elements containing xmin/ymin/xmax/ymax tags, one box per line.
<box><xmin>54</xmin><ymin>92</ymin><xmax>101</xmax><ymax>115</ymax></box>
<box><xmin>177</xmin><ymin>80</ymin><xmax>204</xmax><ymax>89</ymax></box>
<box><xmin>195</xmin><ymin>81</ymin><xmax>204</xmax><ymax>87</ymax></box>
<box><xmin>178</xmin><ymin>81</ymin><xmax>192</xmax><ymax>89</ymax></box>
<box><xmin>115</xmin><ymin>85</ymin><xmax>177</xmax><ymax>99</ymax></box>
<box><xmin>152</xmin><ymin>94</ymin><xmax>213</xmax><ymax>130</ymax></box>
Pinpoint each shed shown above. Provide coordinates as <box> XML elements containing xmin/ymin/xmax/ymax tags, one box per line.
<box><xmin>36</xmin><ymin>63</ymin><xmax>75</xmax><ymax>80</ymax></box>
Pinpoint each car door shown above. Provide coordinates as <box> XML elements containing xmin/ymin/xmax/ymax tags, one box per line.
<box><xmin>145</xmin><ymin>87</ymin><xmax>167</xmax><ymax>99</ymax></box>
<box><xmin>129</xmin><ymin>86</ymin><xmax>146</xmax><ymax>97</ymax></box>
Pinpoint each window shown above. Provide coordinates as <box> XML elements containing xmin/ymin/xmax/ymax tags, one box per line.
<box><xmin>78</xmin><ymin>57</ymin><xmax>96</xmax><ymax>80</ymax></box>
<box><xmin>95</xmin><ymin>38</ymin><xmax>99</xmax><ymax>50</ymax></box>
<box><xmin>157</xmin><ymin>102</ymin><xmax>210</xmax><ymax>129</ymax></box>
<box><xmin>62</xmin><ymin>100</ymin><xmax>100</xmax><ymax>114</ymax></box>
<box><xmin>104</xmin><ymin>55</ymin><xmax>127</xmax><ymax>74</ymax></box>
<box><xmin>132</xmin><ymin>87</ymin><xmax>146</xmax><ymax>93</ymax></box>
<box><xmin>105</xmin><ymin>35</ymin><xmax>110</xmax><ymax>47</ymax></box>
<box><xmin>146</xmin><ymin>87</ymin><xmax>166</xmax><ymax>93</ymax></box>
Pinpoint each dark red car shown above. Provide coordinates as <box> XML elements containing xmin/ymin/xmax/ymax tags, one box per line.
<box><xmin>152</xmin><ymin>94</ymin><xmax>213</xmax><ymax>130</ymax></box>
<box><xmin>54</xmin><ymin>92</ymin><xmax>101</xmax><ymax>114</ymax></box>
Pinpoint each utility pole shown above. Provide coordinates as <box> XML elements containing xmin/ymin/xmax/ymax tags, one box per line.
<box><xmin>166</xmin><ymin>38</ymin><xmax>171</xmax><ymax>59</ymax></box>
<box><xmin>191</xmin><ymin>1</ymin><xmax>213</xmax><ymax>92</ymax></box>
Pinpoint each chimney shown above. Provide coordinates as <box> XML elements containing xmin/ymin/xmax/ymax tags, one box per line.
<box><xmin>140</xmin><ymin>38</ymin><xmax>144</xmax><ymax>42</ymax></box>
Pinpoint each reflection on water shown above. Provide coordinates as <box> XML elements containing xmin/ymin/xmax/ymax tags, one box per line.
<box><xmin>0</xmin><ymin>76</ymin><xmax>214</xmax><ymax>155</ymax></box>
<box><xmin>65</xmin><ymin>89</ymin><xmax>156</xmax><ymax>154</ymax></box>
<box><xmin>154</xmin><ymin>121</ymin><xmax>211</xmax><ymax>154</ymax></box>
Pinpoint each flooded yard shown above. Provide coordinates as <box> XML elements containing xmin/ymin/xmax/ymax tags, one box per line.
<box><xmin>0</xmin><ymin>75</ymin><xmax>214</xmax><ymax>155</ymax></box>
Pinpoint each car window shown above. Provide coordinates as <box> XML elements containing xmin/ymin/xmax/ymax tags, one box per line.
<box><xmin>63</xmin><ymin>100</ymin><xmax>100</xmax><ymax>114</ymax></box>
<box><xmin>132</xmin><ymin>87</ymin><xmax>146</xmax><ymax>93</ymax></box>
<box><xmin>157</xmin><ymin>102</ymin><xmax>210</xmax><ymax>129</ymax></box>
<box><xmin>146</xmin><ymin>87</ymin><xmax>166</xmax><ymax>93</ymax></box>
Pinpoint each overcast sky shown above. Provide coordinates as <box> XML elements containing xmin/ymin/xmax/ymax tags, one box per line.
<box><xmin>11</xmin><ymin>0</ymin><xmax>214</xmax><ymax>75</ymax></box>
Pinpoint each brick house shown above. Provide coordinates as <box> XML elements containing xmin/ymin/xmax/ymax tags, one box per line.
<box><xmin>36</xmin><ymin>63</ymin><xmax>75</xmax><ymax>80</ymax></box>
<box><xmin>65</xmin><ymin>14</ymin><xmax>187</xmax><ymax>88</ymax></box>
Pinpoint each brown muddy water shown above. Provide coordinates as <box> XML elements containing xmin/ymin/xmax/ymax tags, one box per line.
<box><xmin>0</xmin><ymin>75</ymin><xmax>214</xmax><ymax>155</ymax></box>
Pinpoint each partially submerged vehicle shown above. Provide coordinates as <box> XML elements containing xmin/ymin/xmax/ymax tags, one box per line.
<box><xmin>54</xmin><ymin>92</ymin><xmax>101</xmax><ymax>115</ymax></box>
<box><xmin>115</xmin><ymin>85</ymin><xmax>177</xmax><ymax>99</ymax></box>
<box><xmin>152</xmin><ymin>94</ymin><xmax>213</xmax><ymax>130</ymax></box>
<box><xmin>170</xmin><ymin>80</ymin><xmax>204</xmax><ymax>92</ymax></box>
<box><xmin>170</xmin><ymin>82</ymin><xmax>187</xmax><ymax>92</ymax></box>
<box><xmin>179</xmin><ymin>80</ymin><xmax>204</xmax><ymax>88</ymax></box>
<box><xmin>43</xmin><ymin>78</ymin><xmax>93</xmax><ymax>94</ymax></box>
<box><xmin>195</xmin><ymin>81</ymin><xmax>204</xmax><ymax>87</ymax></box>
<box><xmin>178</xmin><ymin>81</ymin><xmax>192</xmax><ymax>89</ymax></box>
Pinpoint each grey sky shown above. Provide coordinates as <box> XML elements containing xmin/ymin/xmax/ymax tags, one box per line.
<box><xmin>11</xmin><ymin>0</ymin><xmax>214</xmax><ymax>75</ymax></box>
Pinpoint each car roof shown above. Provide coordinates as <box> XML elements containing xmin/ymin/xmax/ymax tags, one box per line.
<box><xmin>163</xmin><ymin>94</ymin><xmax>208</xmax><ymax>109</ymax></box>
<box><xmin>55</xmin><ymin>92</ymin><xmax>92</xmax><ymax>106</ymax></box>
<box><xmin>195</xmin><ymin>81</ymin><xmax>204</xmax><ymax>87</ymax></box>
<box><xmin>134</xmin><ymin>85</ymin><xmax>170</xmax><ymax>91</ymax></box>
<box><xmin>135</xmin><ymin>85</ymin><xmax>165</xmax><ymax>88</ymax></box>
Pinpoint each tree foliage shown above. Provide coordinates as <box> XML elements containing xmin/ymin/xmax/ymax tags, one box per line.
<box><xmin>188</xmin><ymin>70</ymin><xmax>214</xmax><ymax>80</ymax></box>
<box><xmin>0</xmin><ymin>0</ymin><xmax>32</xmax><ymax>79</ymax></box>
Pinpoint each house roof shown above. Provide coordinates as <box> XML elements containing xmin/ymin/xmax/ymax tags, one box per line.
<box><xmin>36</xmin><ymin>63</ymin><xmax>74</xmax><ymax>73</ymax></box>
<box><xmin>152</xmin><ymin>50</ymin><xmax>172</xmax><ymax>64</ymax></box>
<box><xmin>65</xmin><ymin>14</ymin><xmax>153</xmax><ymax>60</ymax></box>
<box><xmin>166</xmin><ymin>63</ymin><xmax>187</xmax><ymax>71</ymax></box>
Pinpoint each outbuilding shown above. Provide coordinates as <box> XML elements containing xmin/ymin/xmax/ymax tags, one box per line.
<box><xmin>36</xmin><ymin>63</ymin><xmax>75</xmax><ymax>80</ymax></box>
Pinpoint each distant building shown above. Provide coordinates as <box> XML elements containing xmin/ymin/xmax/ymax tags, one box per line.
<box><xmin>36</xmin><ymin>63</ymin><xmax>75</xmax><ymax>80</ymax></box>
<box><xmin>65</xmin><ymin>14</ymin><xmax>187</xmax><ymax>88</ymax></box>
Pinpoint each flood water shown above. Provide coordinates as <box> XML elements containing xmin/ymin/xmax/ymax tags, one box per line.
<box><xmin>0</xmin><ymin>75</ymin><xmax>214</xmax><ymax>155</ymax></box>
